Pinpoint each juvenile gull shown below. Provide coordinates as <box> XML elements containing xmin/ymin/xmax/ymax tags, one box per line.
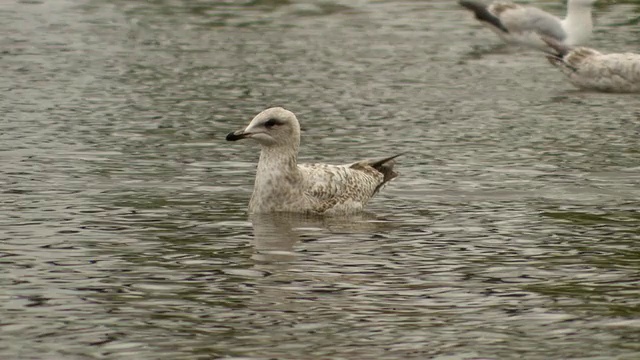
<box><xmin>543</xmin><ymin>37</ymin><xmax>640</xmax><ymax>93</ymax></box>
<box><xmin>226</xmin><ymin>107</ymin><xmax>400</xmax><ymax>214</ymax></box>
<box><xmin>459</xmin><ymin>0</ymin><xmax>598</xmax><ymax>49</ymax></box>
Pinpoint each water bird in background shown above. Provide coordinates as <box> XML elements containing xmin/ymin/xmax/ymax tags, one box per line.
<box><xmin>226</xmin><ymin>107</ymin><xmax>401</xmax><ymax>214</ymax></box>
<box><xmin>542</xmin><ymin>36</ymin><xmax>640</xmax><ymax>93</ymax></box>
<box><xmin>459</xmin><ymin>0</ymin><xmax>598</xmax><ymax>49</ymax></box>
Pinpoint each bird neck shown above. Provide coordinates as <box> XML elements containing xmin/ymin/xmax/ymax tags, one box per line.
<box><xmin>256</xmin><ymin>145</ymin><xmax>299</xmax><ymax>176</ymax></box>
<box><xmin>563</xmin><ymin>1</ymin><xmax>593</xmax><ymax>45</ymax></box>
<box><xmin>249</xmin><ymin>145</ymin><xmax>302</xmax><ymax>213</ymax></box>
<box><xmin>253</xmin><ymin>146</ymin><xmax>300</xmax><ymax>195</ymax></box>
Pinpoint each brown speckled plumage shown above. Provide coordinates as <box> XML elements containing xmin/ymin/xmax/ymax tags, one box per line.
<box><xmin>543</xmin><ymin>37</ymin><xmax>640</xmax><ymax>93</ymax></box>
<box><xmin>227</xmin><ymin>107</ymin><xmax>401</xmax><ymax>215</ymax></box>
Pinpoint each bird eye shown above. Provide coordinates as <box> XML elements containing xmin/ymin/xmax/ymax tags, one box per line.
<box><xmin>264</xmin><ymin>118</ymin><xmax>278</xmax><ymax>128</ymax></box>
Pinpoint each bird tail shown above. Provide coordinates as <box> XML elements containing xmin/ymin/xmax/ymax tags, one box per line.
<box><xmin>539</xmin><ymin>36</ymin><xmax>578</xmax><ymax>71</ymax></box>
<box><xmin>540</xmin><ymin>35</ymin><xmax>571</xmax><ymax>58</ymax></box>
<box><xmin>362</xmin><ymin>153</ymin><xmax>403</xmax><ymax>195</ymax></box>
<box><xmin>459</xmin><ymin>0</ymin><xmax>509</xmax><ymax>33</ymax></box>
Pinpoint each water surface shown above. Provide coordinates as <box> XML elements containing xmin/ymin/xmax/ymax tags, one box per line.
<box><xmin>1</xmin><ymin>0</ymin><xmax>639</xmax><ymax>359</ymax></box>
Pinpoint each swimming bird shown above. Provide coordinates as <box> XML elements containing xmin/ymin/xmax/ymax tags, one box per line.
<box><xmin>226</xmin><ymin>107</ymin><xmax>400</xmax><ymax>214</ymax></box>
<box><xmin>542</xmin><ymin>36</ymin><xmax>640</xmax><ymax>93</ymax></box>
<box><xmin>459</xmin><ymin>0</ymin><xmax>598</xmax><ymax>49</ymax></box>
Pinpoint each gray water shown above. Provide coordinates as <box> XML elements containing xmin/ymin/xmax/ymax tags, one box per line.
<box><xmin>2</xmin><ymin>0</ymin><xmax>640</xmax><ymax>359</ymax></box>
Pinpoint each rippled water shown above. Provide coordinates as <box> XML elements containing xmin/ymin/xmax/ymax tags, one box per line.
<box><xmin>2</xmin><ymin>0</ymin><xmax>640</xmax><ymax>359</ymax></box>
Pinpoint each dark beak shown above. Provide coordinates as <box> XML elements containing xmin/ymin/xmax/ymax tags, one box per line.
<box><xmin>226</xmin><ymin>130</ymin><xmax>247</xmax><ymax>141</ymax></box>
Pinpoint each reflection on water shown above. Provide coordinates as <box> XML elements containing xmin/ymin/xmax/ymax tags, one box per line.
<box><xmin>250</xmin><ymin>213</ymin><xmax>303</xmax><ymax>262</ymax></box>
<box><xmin>250</xmin><ymin>212</ymin><xmax>399</xmax><ymax>263</ymax></box>
<box><xmin>2</xmin><ymin>0</ymin><xmax>640</xmax><ymax>359</ymax></box>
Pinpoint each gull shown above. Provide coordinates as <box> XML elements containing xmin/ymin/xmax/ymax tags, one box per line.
<box><xmin>543</xmin><ymin>36</ymin><xmax>640</xmax><ymax>93</ymax></box>
<box><xmin>226</xmin><ymin>107</ymin><xmax>401</xmax><ymax>214</ymax></box>
<box><xmin>459</xmin><ymin>0</ymin><xmax>598</xmax><ymax>49</ymax></box>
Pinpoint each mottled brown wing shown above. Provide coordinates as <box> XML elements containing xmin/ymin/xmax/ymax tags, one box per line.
<box><xmin>298</xmin><ymin>163</ymin><xmax>384</xmax><ymax>213</ymax></box>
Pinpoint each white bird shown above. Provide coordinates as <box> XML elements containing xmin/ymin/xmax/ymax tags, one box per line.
<box><xmin>226</xmin><ymin>107</ymin><xmax>400</xmax><ymax>214</ymax></box>
<box><xmin>459</xmin><ymin>0</ymin><xmax>598</xmax><ymax>49</ymax></box>
<box><xmin>542</xmin><ymin>37</ymin><xmax>640</xmax><ymax>93</ymax></box>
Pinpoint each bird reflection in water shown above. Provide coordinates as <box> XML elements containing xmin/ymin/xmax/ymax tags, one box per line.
<box><xmin>248</xmin><ymin>212</ymin><xmax>399</xmax><ymax>264</ymax></box>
